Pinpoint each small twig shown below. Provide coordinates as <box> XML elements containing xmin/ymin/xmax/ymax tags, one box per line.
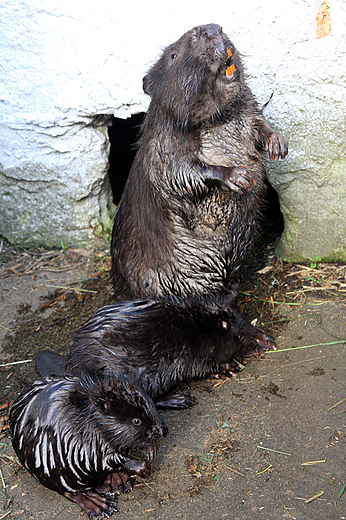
<box><xmin>0</xmin><ymin>509</ymin><xmax>13</xmax><ymax>520</ymax></box>
<box><xmin>280</xmin><ymin>501</ymin><xmax>297</xmax><ymax>520</ymax></box>
<box><xmin>241</xmin><ymin>292</ymin><xmax>303</xmax><ymax>306</ymax></box>
<box><xmin>40</xmin><ymin>294</ymin><xmax>66</xmax><ymax>310</ymax></box>
<box><xmin>234</xmin><ymin>356</ymin><xmax>326</xmax><ymax>384</ymax></box>
<box><xmin>257</xmin><ymin>355</ymin><xmax>326</xmax><ymax>378</ymax></box>
<box><xmin>142</xmin><ymin>480</ymin><xmax>157</xmax><ymax>493</ymax></box>
<box><xmin>255</xmin><ymin>464</ymin><xmax>273</xmax><ymax>475</ymax></box>
<box><xmin>293</xmin><ymin>418</ymin><xmax>323</xmax><ymax>430</ymax></box>
<box><xmin>285</xmin><ymin>267</ymin><xmax>324</xmax><ymax>277</ymax></box>
<box><xmin>302</xmin><ymin>467</ymin><xmax>335</xmax><ymax>486</ymax></box>
<box><xmin>40</xmin><ymin>264</ymin><xmax>82</xmax><ymax>273</ymax></box>
<box><xmin>266</xmin><ymin>340</ymin><xmax>345</xmax><ymax>354</ymax></box>
<box><xmin>305</xmin><ymin>491</ymin><xmax>324</xmax><ymax>504</ymax></box>
<box><xmin>257</xmin><ymin>446</ymin><xmax>290</xmax><ymax>456</ymax></box>
<box><xmin>0</xmin><ymin>359</ymin><xmax>32</xmax><ymax>368</ymax></box>
<box><xmin>23</xmin><ymin>257</ymin><xmax>44</xmax><ymax>274</ymax></box>
<box><xmin>0</xmin><ymin>466</ymin><xmax>11</xmax><ymax>511</ymax></box>
<box><xmin>0</xmin><ymin>466</ymin><xmax>5</xmax><ymax>491</ymax></box>
<box><xmin>224</xmin><ymin>465</ymin><xmax>246</xmax><ymax>477</ymax></box>
<box><xmin>327</xmin><ymin>398</ymin><xmax>346</xmax><ymax>412</ymax></box>
<box><xmin>0</xmin><ymin>394</ymin><xmax>12</xmax><ymax>405</ymax></box>
<box><xmin>0</xmin><ymin>325</ymin><xmax>12</xmax><ymax>332</ymax></box>
<box><xmin>8</xmin><ymin>267</ymin><xmax>22</xmax><ymax>276</ymax></box>
<box><xmin>242</xmin><ymin>290</ymin><xmax>328</xmax><ymax>306</ymax></box>
<box><xmin>301</xmin><ymin>460</ymin><xmax>326</xmax><ymax>466</ymax></box>
<box><xmin>40</xmin><ymin>284</ymin><xmax>97</xmax><ymax>294</ymax></box>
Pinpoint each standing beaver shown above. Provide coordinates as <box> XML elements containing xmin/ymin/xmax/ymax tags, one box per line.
<box><xmin>111</xmin><ymin>23</ymin><xmax>287</xmax><ymax>310</ymax></box>
<box><xmin>10</xmin><ymin>373</ymin><xmax>167</xmax><ymax>519</ymax></box>
<box><xmin>34</xmin><ymin>296</ymin><xmax>275</xmax><ymax>407</ymax></box>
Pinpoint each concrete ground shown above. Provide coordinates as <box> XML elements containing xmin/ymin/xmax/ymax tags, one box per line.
<box><xmin>0</xmin><ymin>244</ymin><xmax>345</xmax><ymax>520</ymax></box>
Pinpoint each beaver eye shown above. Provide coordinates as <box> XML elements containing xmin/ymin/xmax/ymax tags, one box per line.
<box><xmin>132</xmin><ymin>418</ymin><xmax>142</xmax><ymax>426</ymax></box>
<box><xmin>237</xmin><ymin>334</ymin><xmax>244</xmax><ymax>343</ymax></box>
<box><xmin>170</xmin><ymin>52</ymin><xmax>177</xmax><ymax>60</ymax></box>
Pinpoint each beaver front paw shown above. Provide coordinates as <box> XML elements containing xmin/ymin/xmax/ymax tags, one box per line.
<box><xmin>218</xmin><ymin>360</ymin><xmax>243</xmax><ymax>377</ymax></box>
<box><xmin>263</xmin><ymin>133</ymin><xmax>288</xmax><ymax>161</ymax></box>
<box><xmin>96</xmin><ymin>472</ymin><xmax>133</xmax><ymax>496</ymax></box>
<box><xmin>203</xmin><ymin>164</ymin><xmax>256</xmax><ymax>193</ymax></box>
<box><xmin>155</xmin><ymin>393</ymin><xmax>198</xmax><ymax>409</ymax></box>
<box><xmin>64</xmin><ymin>490</ymin><xmax>118</xmax><ymax>519</ymax></box>
<box><xmin>124</xmin><ymin>459</ymin><xmax>151</xmax><ymax>478</ymax></box>
<box><xmin>222</xmin><ymin>166</ymin><xmax>256</xmax><ymax>193</ymax></box>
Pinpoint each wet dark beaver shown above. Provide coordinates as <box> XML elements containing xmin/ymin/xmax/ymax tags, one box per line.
<box><xmin>35</xmin><ymin>296</ymin><xmax>275</xmax><ymax>409</ymax></box>
<box><xmin>10</xmin><ymin>373</ymin><xmax>167</xmax><ymax>519</ymax></box>
<box><xmin>111</xmin><ymin>23</ymin><xmax>287</xmax><ymax>305</ymax></box>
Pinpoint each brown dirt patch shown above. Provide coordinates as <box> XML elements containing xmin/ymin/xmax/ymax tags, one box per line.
<box><xmin>0</xmin><ymin>244</ymin><xmax>345</xmax><ymax>520</ymax></box>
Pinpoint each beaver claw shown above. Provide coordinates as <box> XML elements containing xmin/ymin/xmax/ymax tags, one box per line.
<box><xmin>64</xmin><ymin>490</ymin><xmax>118</xmax><ymax>519</ymax></box>
<box><xmin>218</xmin><ymin>361</ymin><xmax>243</xmax><ymax>377</ymax></box>
<box><xmin>263</xmin><ymin>132</ymin><xmax>288</xmax><ymax>161</ymax></box>
<box><xmin>155</xmin><ymin>393</ymin><xmax>198</xmax><ymax>409</ymax></box>
<box><xmin>124</xmin><ymin>459</ymin><xmax>151</xmax><ymax>478</ymax></box>
<box><xmin>203</xmin><ymin>164</ymin><xmax>256</xmax><ymax>193</ymax></box>
<box><xmin>96</xmin><ymin>472</ymin><xmax>133</xmax><ymax>495</ymax></box>
<box><xmin>222</xmin><ymin>166</ymin><xmax>256</xmax><ymax>193</ymax></box>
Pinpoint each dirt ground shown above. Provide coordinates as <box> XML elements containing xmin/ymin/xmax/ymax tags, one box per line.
<box><xmin>0</xmin><ymin>243</ymin><xmax>345</xmax><ymax>520</ymax></box>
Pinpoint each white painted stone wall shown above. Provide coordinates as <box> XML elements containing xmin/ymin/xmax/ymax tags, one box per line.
<box><xmin>0</xmin><ymin>0</ymin><xmax>345</xmax><ymax>259</ymax></box>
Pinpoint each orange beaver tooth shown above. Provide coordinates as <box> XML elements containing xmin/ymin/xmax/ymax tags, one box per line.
<box><xmin>226</xmin><ymin>64</ymin><xmax>235</xmax><ymax>76</ymax></box>
<box><xmin>227</xmin><ymin>47</ymin><xmax>233</xmax><ymax>58</ymax></box>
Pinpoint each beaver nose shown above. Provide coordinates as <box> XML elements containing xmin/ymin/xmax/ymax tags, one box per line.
<box><xmin>148</xmin><ymin>423</ymin><xmax>168</xmax><ymax>442</ymax></box>
<box><xmin>200</xmin><ymin>24</ymin><xmax>223</xmax><ymax>40</ymax></box>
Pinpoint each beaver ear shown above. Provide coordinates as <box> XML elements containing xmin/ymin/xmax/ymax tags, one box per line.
<box><xmin>218</xmin><ymin>317</ymin><xmax>228</xmax><ymax>331</ymax></box>
<box><xmin>97</xmin><ymin>398</ymin><xmax>110</xmax><ymax>412</ymax></box>
<box><xmin>143</xmin><ymin>75</ymin><xmax>152</xmax><ymax>96</ymax></box>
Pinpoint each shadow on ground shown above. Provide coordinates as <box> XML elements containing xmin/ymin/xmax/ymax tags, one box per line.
<box><xmin>0</xmin><ymin>245</ymin><xmax>345</xmax><ymax>520</ymax></box>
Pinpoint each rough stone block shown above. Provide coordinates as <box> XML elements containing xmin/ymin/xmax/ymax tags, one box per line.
<box><xmin>0</xmin><ymin>0</ymin><xmax>345</xmax><ymax>259</ymax></box>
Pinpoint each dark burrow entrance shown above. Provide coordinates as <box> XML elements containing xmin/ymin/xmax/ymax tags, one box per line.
<box><xmin>107</xmin><ymin>114</ymin><xmax>284</xmax><ymax>244</ymax></box>
<box><xmin>107</xmin><ymin>113</ymin><xmax>145</xmax><ymax>205</ymax></box>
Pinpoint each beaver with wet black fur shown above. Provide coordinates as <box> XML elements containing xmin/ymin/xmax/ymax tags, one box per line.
<box><xmin>111</xmin><ymin>23</ymin><xmax>287</xmax><ymax>310</ymax></box>
<box><xmin>59</xmin><ymin>295</ymin><xmax>274</xmax><ymax>407</ymax></box>
<box><xmin>36</xmin><ymin>293</ymin><xmax>276</xmax><ymax>410</ymax></box>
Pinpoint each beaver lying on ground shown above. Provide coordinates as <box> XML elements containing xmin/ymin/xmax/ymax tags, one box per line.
<box><xmin>36</xmin><ymin>295</ymin><xmax>275</xmax><ymax>409</ymax></box>
<box><xmin>10</xmin><ymin>373</ymin><xmax>167</xmax><ymax>519</ymax></box>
